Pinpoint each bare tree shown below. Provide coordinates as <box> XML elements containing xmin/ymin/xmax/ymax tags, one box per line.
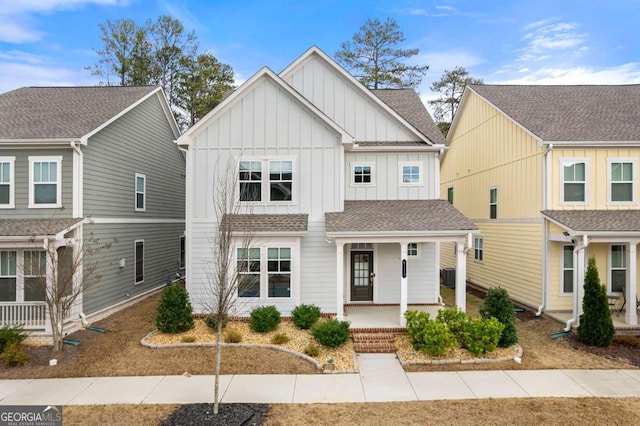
<box><xmin>204</xmin><ymin>158</ymin><xmax>255</xmax><ymax>414</ymax></box>
<box><xmin>25</xmin><ymin>223</ymin><xmax>113</xmax><ymax>352</ymax></box>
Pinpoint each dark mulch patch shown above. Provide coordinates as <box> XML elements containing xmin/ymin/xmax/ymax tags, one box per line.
<box><xmin>569</xmin><ymin>334</ymin><xmax>640</xmax><ymax>367</ymax></box>
<box><xmin>160</xmin><ymin>403</ymin><xmax>269</xmax><ymax>426</ymax></box>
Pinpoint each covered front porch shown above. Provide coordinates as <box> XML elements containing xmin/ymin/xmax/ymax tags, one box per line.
<box><xmin>325</xmin><ymin>200</ymin><xmax>478</xmax><ymax>327</ymax></box>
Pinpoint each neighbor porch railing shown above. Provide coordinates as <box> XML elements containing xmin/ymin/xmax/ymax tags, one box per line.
<box><xmin>0</xmin><ymin>302</ymin><xmax>47</xmax><ymax>329</ymax></box>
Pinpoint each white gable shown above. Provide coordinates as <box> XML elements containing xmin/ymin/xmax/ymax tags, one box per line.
<box><xmin>280</xmin><ymin>48</ymin><xmax>423</xmax><ymax>143</ymax></box>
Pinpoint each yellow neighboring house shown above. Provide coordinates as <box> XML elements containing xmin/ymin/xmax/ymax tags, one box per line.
<box><xmin>441</xmin><ymin>84</ymin><xmax>640</xmax><ymax>328</ymax></box>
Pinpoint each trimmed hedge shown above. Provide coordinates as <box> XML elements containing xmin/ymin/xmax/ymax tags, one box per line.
<box><xmin>155</xmin><ymin>284</ymin><xmax>194</xmax><ymax>333</ymax></box>
<box><xmin>311</xmin><ymin>319</ymin><xmax>350</xmax><ymax>348</ymax></box>
<box><xmin>291</xmin><ymin>304</ymin><xmax>321</xmax><ymax>329</ymax></box>
<box><xmin>249</xmin><ymin>306</ymin><xmax>281</xmax><ymax>333</ymax></box>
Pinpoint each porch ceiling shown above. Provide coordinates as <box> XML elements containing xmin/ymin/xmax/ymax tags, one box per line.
<box><xmin>542</xmin><ymin>209</ymin><xmax>640</xmax><ymax>234</ymax></box>
<box><xmin>0</xmin><ymin>218</ymin><xmax>85</xmax><ymax>239</ymax></box>
<box><xmin>325</xmin><ymin>200</ymin><xmax>477</xmax><ymax>236</ymax></box>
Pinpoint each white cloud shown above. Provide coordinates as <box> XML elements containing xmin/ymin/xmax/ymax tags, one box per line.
<box><xmin>495</xmin><ymin>63</ymin><xmax>640</xmax><ymax>85</ymax></box>
<box><xmin>0</xmin><ymin>59</ymin><xmax>99</xmax><ymax>92</ymax></box>
<box><xmin>518</xmin><ymin>20</ymin><xmax>587</xmax><ymax>63</ymax></box>
<box><xmin>0</xmin><ymin>0</ymin><xmax>124</xmax><ymax>15</ymax></box>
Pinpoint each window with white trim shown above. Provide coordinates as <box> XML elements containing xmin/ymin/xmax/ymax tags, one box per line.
<box><xmin>268</xmin><ymin>248</ymin><xmax>291</xmax><ymax>297</ymax></box>
<box><xmin>135</xmin><ymin>173</ymin><xmax>146</xmax><ymax>211</ymax></box>
<box><xmin>352</xmin><ymin>164</ymin><xmax>373</xmax><ymax>185</ymax></box>
<box><xmin>0</xmin><ymin>157</ymin><xmax>15</xmax><ymax>208</ymax></box>
<box><xmin>24</xmin><ymin>251</ymin><xmax>46</xmax><ymax>302</ymax></box>
<box><xmin>135</xmin><ymin>240</ymin><xmax>144</xmax><ymax>284</ymax></box>
<box><xmin>237</xmin><ymin>247</ymin><xmax>261</xmax><ymax>297</ymax></box>
<box><xmin>0</xmin><ymin>251</ymin><xmax>16</xmax><ymax>302</ymax></box>
<box><xmin>29</xmin><ymin>156</ymin><xmax>62</xmax><ymax>208</ymax></box>
<box><xmin>561</xmin><ymin>245</ymin><xmax>574</xmax><ymax>294</ymax></box>
<box><xmin>407</xmin><ymin>243</ymin><xmax>419</xmax><ymax>257</ymax></box>
<box><xmin>238</xmin><ymin>159</ymin><xmax>295</xmax><ymax>203</ymax></box>
<box><xmin>400</xmin><ymin>162</ymin><xmax>422</xmax><ymax>186</ymax></box>
<box><xmin>609</xmin><ymin>160</ymin><xmax>635</xmax><ymax>204</ymax></box>
<box><xmin>269</xmin><ymin>160</ymin><xmax>293</xmax><ymax>201</ymax></box>
<box><xmin>561</xmin><ymin>160</ymin><xmax>587</xmax><ymax>203</ymax></box>
<box><xmin>179</xmin><ymin>235</ymin><xmax>185</xmax><ymax>269</ymax></box>
<box><xmin>489</xmin><ymin>187</ymin><xmax>497</xmax><ymax>219</ymax></box>
<box><xmin>611</xmin><ymin>245</ymin><xmax>626</xmax><ymax>294</ymax></box>
<box><xmin>447</xmin><ymin>186</ymin><xmax>453</xmax><ymax>204</ymax></box>
<box><xmin>474</xmin><ymin>237</ymin><xmax>484</xmax><ymax>261</ymax></box>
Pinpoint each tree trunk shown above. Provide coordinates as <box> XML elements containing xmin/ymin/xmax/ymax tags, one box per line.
<box><xmin>214</xmin><ymin>319</ymin><xmax>222</xmax><ymax>414</ymax></box>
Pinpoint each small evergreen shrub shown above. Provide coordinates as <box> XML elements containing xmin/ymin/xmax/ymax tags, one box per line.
<box><xmin>406</xmin><ymin>310</ymin><xmax>456</xmax><ymax>356</ymax></box>
<box><xmin>461</xmin><ymin>317</ymin><xmax>504</xmax><ymax>356</ymax></box>
<box><xmin>291</xmin><ymin>304</ymin><xmax>321</xmax><ymax>329</ymax></box>
<box><xmin>479</xmin><ymin>287</ymin><xmax>518</xmax><ymax>347</ymax></box>
<box><xmin>311</xmin><ymin>319</ymin><xmax>350</xmax><ymax>348</ymax></box>
<box><xmin>0</xmin><ymin>325</ymin><xmax>28</xmax><ymax>353</ymax></box>
<box><xmin>0</xmin><ymin>342</ymin><xmax>30</xmax><ymax>367</ymax></box>
<box><xmin>303</xmin><ymin>343</ymin><xmax>320</xmax><ymax>357</ymax></box>
<box><xmin>224</xmin><ymin>330</ymin><xmax>242</xmax><ymax>343</ymax></box>
<box><xmin>181</xmin><ymin>336</ymin><xmax>196</xmax><ymax>343</ymax></box>
<box><xmin>155</xmin><ymin>284</ymin><xmax>194</xmax><ymax>334</ymax></box>
<box><xmin>271</xmin><ymin>333</ymin><xmax>290</xmax><ymax>345</ymax></box>
<box><xmin>436</xmin><ymin>308</ymin><xmax>470</xmax><ymax>343</ymax></box>
<box><xmin>578</xmin><ymin>257</ymin><xmax>616</xmax><ymax>347</ymax></box>
<box><xmin>249</xmin><ymin>306</ymin><xmax>281</xmax><ymax>333</ymax></box>
<box><xmin>204</xmin><ymin>314</ymin><xmax>228</xmax><ymax>331</ymax></box>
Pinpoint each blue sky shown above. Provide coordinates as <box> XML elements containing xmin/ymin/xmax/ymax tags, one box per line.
<box><xmin>1</xmin><ymin>0</ymin><xmax>640</xmax><ymax>108</ymax></box>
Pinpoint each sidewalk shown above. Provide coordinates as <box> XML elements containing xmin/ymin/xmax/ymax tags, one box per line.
<box><xmin>1</xmin><ymin>354</ymin><xmax>640</xmax><ymax>405</ymax></box>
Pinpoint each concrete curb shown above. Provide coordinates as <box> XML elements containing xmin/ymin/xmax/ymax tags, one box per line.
<box><xmin>397</xmin><ymin>344</ymin><xmax>523</xmax><ymax>366</ymax></box>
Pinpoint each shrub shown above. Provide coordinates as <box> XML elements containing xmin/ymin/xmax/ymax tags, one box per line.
<box><xmin>0</xmin><ymin>342</ymin><xmax>30</xmax><ymax>367</ymax></box>
<box><xmin>249</xmin><ymin>306</ymin><xmax>281</xmax><ymax>333</ymax></box>
<box><xmin>578</xmin><ymin>257</ymin><xmax>615</xmax><ymax>347</ymax></box>
<box><xmin>406</xmin><ymin>311</ymin><xmax>456</xmax><ymax>356</ymax></box>
<box><xmin>204</xmin><ymin>314</ymin><xmax>228</xmax><ymax>331</ymax></box>
<box><xmin>479</xmin><ymin>287</ymin><xmax>518</xmax><ymax>347</ymax></box>
<box><xmin>155</xmin><ymin>284</ymin><xmax>194</xmax><ymax>334</ymax></box>
<box><xmin>181</xmin><ymin>336</ymin><xmax>196</xmax><ymax>343</ymax></box>
<box><xmin>461</xmin><ymin>317</ymin><xmax>504</xmax><ymax>356</ymax></box>
<box><xmin>271</xmin><ymin>333</ymin><xmax>290</xmax><ymax>345</ymax></box>
<box><xmin>0</xmin><ymin>325</ymin><xmax>28</xmax><ymax>353</ymax></box>
<box><xmin>224</xmin><ymin>330</ymin><xmax>242</xmax><ymax>343</ymax></box>
<box><xmin>291</xmin><ymin>304</ymin><xmax>321</xmax><ymax>329</ymax></box>
<box><xmin>311</xmin><ymin>319</ymin><xmax>350</xmax><ymax>348</ymax></box>
<box><xmin>303</xmin><ymin>343</ymin><xmax>320</xmax><ymax>357</ymax></box>
<box><xmin>436</xmin><ymin>308</ymin><xmax>470</xmax><ymax>343</ymax></box>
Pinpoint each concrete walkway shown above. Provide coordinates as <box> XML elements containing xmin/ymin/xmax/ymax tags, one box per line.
<box><xmin>1</xmin><ymin>354</ymin><xmax>640</xmax><ymax>405</ymax></box>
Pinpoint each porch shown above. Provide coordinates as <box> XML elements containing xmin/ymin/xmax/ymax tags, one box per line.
<box><xmin>344</xmin><ymin>304</ymin><xmax>442</xmax><ymax>329</ymax></box>
<box><xmin>546</xmin><ymin>310</ymin><xmax>640</xmax><ymax>335</ymax></box>
<box><xmin>0</xmin><ymin>301</ymin><xmax>81</xmax><ymax>331</ymax></box>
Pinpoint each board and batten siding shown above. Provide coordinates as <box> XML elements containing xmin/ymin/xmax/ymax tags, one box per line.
<box><xmin>282</xmin><ymin>54</ymin><xmax>417</xmax><ymax>143</ymax></box>
<box><xmin>0</xmin><ymin>148</ymin><xmax>73</xmax><ymax>218</ymax></box>
<box><xmin>345</xmin><ymin>152</ymin><xmax>439</xmax><ymax>200</ymax></box>
<box><xmin>299</xmin><ymin>220</ymin><xmax>337</xmax><ymax>313</ymax></box>
<box><xmin>81</xmin><ymin>222</ymin><xmax>184</xmax><ymax>315</ymax></box>
<box><xmin>83</xmin><ymin>94</ymin><xmax>185</xmax><ymax>219</ymax></box>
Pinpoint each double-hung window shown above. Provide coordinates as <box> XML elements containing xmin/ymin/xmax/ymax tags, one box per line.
<box><xmin>0</xmin><ymin>157</ymin><xmax>15</xmax><ymax>208</ymax></box>
<box><xmin>269</xmin><ymin>160</ymin><xmax>293</xmax><ymax>201</ymax></box>
<box><xmin>179</xmin><ymin>236</ymin><xmax>185</xmax><ymax>270</ymax></box>
<box><xmin>29</xmin><ymin>156</ymin><xmax>62</xmax><ymax>208</ymax></box>
<box><xmin>400</xmin><ymin>162</ymin><xmax>422</xmax><ymax>186</ymax></box>
<box><xmin>0</xmin><ymin>251</ymin><xmax>16</xmax><ymax>302</ymax></box>
<box><xmin>238</xmin><ymin>159</ymin><xmax>294</xmax><ymax>203</ymax></box>
<box><xmin>135</xmin><ymin>174</ymin><xmax>146</xmax><ymax>211</ymax></box>
<box><xmin>237</xmin><ymin>248</ymin><xmax>261</xmax><ymax>297</ymax></box>
<box><xmin>610</xmin><ymin>245</ymin><xmax>626</xmax><ymax>294</ymax></box>
<box><xmin>239</xmin><ymin>161</ymin><xmax>262</xmax><ymax>201</ymax></box>
<box><xmin>609</xmin><ymin>160</ymin><xmax>635</xmax><ymax>204</ymax></box>
<box><xmin>268</xmin><ymin>248</ymin><xmax>291</xmax><ymax>297</ymax></box>
<box><xmin>561</xmin><ymin>246</ymin><xmax>574</xmax><ymax>294</ymax></box>
<box><xmin>561</xmin><ymin>160</ymin><xmax>587</xmax><ymax>203</ymax></box>
<box><xmin>353</xmin><ymin>164</ymin><xmax>373</xmax><ymax>185</ymax></box>
<box><xmin>489</xmin><ymin>187</ymin><xmax>498</xmax><ymax>219</ymax></box>
<box><xmin>474</xmin><ymin>237</ymin><xmax>484</xmax><ymax>261</ymax></box>
<box><xmin>135</xmin><ymin>240</ymin><xmax>144</xmax><ymax>284</ymax></box>
<box><xmin>24</xmin><ymin>251</ymin><xmax>46</xmax><ymax>302</ymax></box>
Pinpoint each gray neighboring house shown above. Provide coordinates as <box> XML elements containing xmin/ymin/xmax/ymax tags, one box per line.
<box><xmin>0</xmin><ymin>86</ymin><xmax>185</xmax><ymax>341</ymax></box>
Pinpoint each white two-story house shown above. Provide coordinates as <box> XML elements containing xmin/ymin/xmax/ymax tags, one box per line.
<box><xmin>177</xmin><ymin>47</ymin><xmax>477</xmax><ymax>326</ymax></box>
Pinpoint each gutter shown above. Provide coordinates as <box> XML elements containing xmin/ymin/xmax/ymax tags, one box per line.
<box><xmin>537</xmin><ymin>143</ymin><xmax>553</xmax><ymax>317</ymax></box>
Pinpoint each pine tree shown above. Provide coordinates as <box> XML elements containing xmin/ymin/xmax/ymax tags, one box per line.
<box><xmin>577</xmin><ymin>257</ymin><xmax>615</xmax><ymax>346</ymax></box>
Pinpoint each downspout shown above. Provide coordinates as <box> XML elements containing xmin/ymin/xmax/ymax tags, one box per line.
<box><xmin>537</xmin><ymin>143</ymin><xmax>553</xmax><ymax>317</ymax></box>
<box><xmin>71</xmin><ymin>141</ymin><xmax>83</xmax><ymax>218</ymax></box>
<box><xmin>564</xmin><ymin>235</ymin><xmax>589</xmax><ymax>331</ymax></box>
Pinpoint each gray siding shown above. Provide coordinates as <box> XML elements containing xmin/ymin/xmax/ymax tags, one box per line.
<box><xmin>0</xmin><ymin>148</ymin><xmax>73</xmax><ymax>218</ymax></box>
<box><xmin>82</xmin><ymin>222</ymin><xmax>184</xmax><ymax>315</ymax></box>
<box><xmin>83</xmin><ymin>94</ymin><xmax>185</xmax><ymax>219</ymax></box>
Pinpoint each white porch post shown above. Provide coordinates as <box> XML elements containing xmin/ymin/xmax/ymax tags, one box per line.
<box><xmin>455</xmin><ymin>240</ymin><xmax>467</xmax><ymax>312</ymax></box>
<box><xmin>336</xmin><ymin>242</ymin><xmax>345</xmax><ymax>321</ymax></box>
<box><xmin>400</xmin><ymin>242</ymin><xmax>408</xmax><ymax>326</ymax></box>
<box><xmin>44</xmin><ymin>239</ymin><xmax>57</xmax><ymax>334</ymax></box>
<box><xmin>626</xmin><ymin>242</ymin><xmax>638</xmax><ymax>325</ymax></box>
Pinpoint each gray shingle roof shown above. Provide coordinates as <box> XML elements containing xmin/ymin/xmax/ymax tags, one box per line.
<box><xmin>325</xmin><ymin>200</ymin><xmax>477</xmax><ymax>233</ymax></box>
<box><xmin>471</xmin><ymin>84</ymin><xmax>640</xmax><ymax>142</ymax></box>
<box><xmin>0</xmin><ymin>86</ymin><xmax>157</xmax><ymax>140</ymax></box>
<box><xmin>222</xmin><ymin>214</ymin><xmax>308</xmax><ymax>233</ymax></box>
<box><xmin>0</xmin><ymin>218</ymin><xmax>84</xmax><ymax>237</ymax></box>
<box><xmin>372</xmin><ymin>89</ymin><xmax>446</xmax><ymax>145</ymax></box>
<box><xmin>542</xmin><ymin>210</ymin><xmax>640</xmax><ymax>232</ymax></box>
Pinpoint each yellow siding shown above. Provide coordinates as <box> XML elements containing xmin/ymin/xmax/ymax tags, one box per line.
<box><xmin>550</xmin><ymin>148</ymin><xmax>640</xmax><ymax>210</ymax></box>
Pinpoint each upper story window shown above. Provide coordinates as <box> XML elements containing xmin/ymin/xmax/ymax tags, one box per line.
<box><xmin>135</xmin><ymin>173</ymin><xmax>146</xmax><ymax>211</ymax></box>
<box><xmin>609</xmin><ymin>159</ymin><xmax>635</xmax><ymax>204</ymax></box>
<box><xmin>352</xmin><ymin>164</ymin><xmax>373</xmax><ymax>185</ymax></box>
<box><xmin>239</xmin><ymin>159</ymin><xmax>294</xmax><ymax>203</ymax></box>
<box><xmin>0</xmin><ymin>157</ymin><xmax>15</xmax><ymax>208</ymax></box>
<box><xmin>561</xmin><ymin>159</ymin><xmax>587</xmax><ymax>204</ymax></box>
<box><xmin>447</xmin><ymin>186</ymin><xmax>454</xmax><ymax>204</ymax></box>
<box><xmin>400</xmin><ymin>162</ymin><xmax>422</xmax><ymax>186</ymax></box>
<box><xmin>29</xmin><ymin>156</ymin><xmax>62</xmax><ymax>208</ymax></box>
<box><xmin>489</xmin><ymin>187</ymin><xmax>497</xmax><ymax>219</ymax></box>
<box><xmin>474</xmin><ymin>237</ymin><xmax>484</xmax><ymax>262</ymax></box>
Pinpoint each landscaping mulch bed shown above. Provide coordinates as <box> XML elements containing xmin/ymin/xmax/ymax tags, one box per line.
<box><xmin>160</xmin><ymin>403</ymin><xmax>269</xmax><ymax>426</ymax></box>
